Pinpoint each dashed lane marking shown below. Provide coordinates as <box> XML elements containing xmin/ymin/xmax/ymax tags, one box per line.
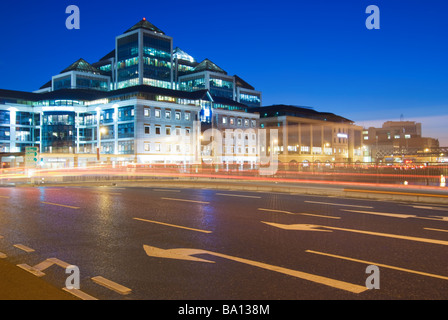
<box><xmin>62</xmin><ymin>288</ymin><xmax>98</xmax><ymax>300</ymax></box>
<box><xmin>134</xmin><ymin>217</ymin><xmax>212</xmax><ymax>234</ymax></box>
<box><xmin>13</xmin><ymin>244</ymin><xmax>35</xmax><ymax>253</ymax></box>
<box><xmin>91</xmin><ymin>276</ymin><xmax>132</xmax><ymax>295</ymax></box>
<box><xmin>161</xmin><ymin>197</ymin><xmax>210</xmax><ymax>204</ymax></box>
<box><xmin>41</xmin><ymin>202</ymin><xmax>80</xmax><ymax>209</ymax></box>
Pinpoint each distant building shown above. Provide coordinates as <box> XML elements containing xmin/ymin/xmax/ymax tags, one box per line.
<box><xmin>253</xmin><ymin>105</ymin><xmax>364</xmax><ymax>166</ymax></box>
<box><xmin>362</xmin><ymin>121</ymin><xmax>440</xmax><ymax>163</ymax></box>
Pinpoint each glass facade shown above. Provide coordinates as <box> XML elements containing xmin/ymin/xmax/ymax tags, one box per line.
<box><xmin>210</xmin><ymin>77</ymin><xmax>234</xmax><ymax>99</ymax></box>
<box><xmin>76</xmin><ymin>75</ymin><xmax>109</xmax><ymax>91</ymax></box>
<box><xmin>239</xmin><ymin>93</ymin><xmax>261</xmax><ymax>108</ymax></box>
<box><xmin>41</xmin><ymin>112</ymin><xmax>76</xmax><ymax>153</ymax></box>
<box><xmin>117</xmin><ymin>33</ymin><xmax>139</xmax><ymax>89</ymax></box>
<box><xmin>143</xmin><ymin>33</ymin><xmax>172</xmax><ymax>88</ymax></box>
<box><xmin>54</xmin><ymin>76</ymin><xmax>72</xmax><ymax>90</ymax></box>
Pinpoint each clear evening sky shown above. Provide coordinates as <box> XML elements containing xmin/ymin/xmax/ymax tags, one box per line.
<box><xmin>0</xmin><ymin>0</ymin><xmax>447</xmax><ymax>143</ymax></box>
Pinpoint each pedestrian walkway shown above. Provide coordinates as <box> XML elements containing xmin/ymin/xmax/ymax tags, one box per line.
<box><xmin>0</xmin><ymin>259</ymin><xmax>76</xmax><ymax>300</ymax></box>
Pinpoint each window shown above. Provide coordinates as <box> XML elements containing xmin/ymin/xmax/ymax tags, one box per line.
<box><xmin>175</xmin><ymin>112</ymin><xmax>181</xmax><ymax>120</ymax></box>
<box><xmin>185</xmin><ymin>112</ymin><xmax>190</xmax><ymax>121</ymax></box>
<box><xmin>222</xmin><ymin>117</ymin><xmax>227</xmax><ymax>124</ymax></box>
<box><xmin>251</xmin><ymin>120</ymin><xmax>256</xmax><ymax>127</ymax></box>
<box><xmin>155</xmin><ymin>126</ymin><xmax>161</xmax><ymax>135</ymax></box>
<box><xmin>165</xmin><ymin>110</ymin><xmax>171</xmax><ymax>119</ymax></box>
<box><xmin>166</xmin><ymin>127</ymin><xmax>171</xmax><ymax>135</ymax></box>
<box><xmin>144</xmin><ymin>108</ymin><xmax>150</xmax><ymax>117</ymax></box>
<box><xmin>186</xmin><ymin>128</ymin><xmax>191</xmax><ymax>136</ymax></box>
<box><xmin>144</xmin><ymin>125</ymin><xmax>150</xmax><ymax>135</ymax></box>
<box><xmin>175</xmin><ymin>127</ymin><xmax>181</xmax><ymax>136</ymax></box>
<box><xmin>244</xmin><ymin>119</ymin><xmax>249</xmax><ymax>127</ymax></box>
<box><xmin>230</xmin><ymin>118</ymin><xmax>235</xmax><ymax>125</ymax></box>
<box><xmin>237</xmin><ymin>119</ymin><xmax>242</xmax><ymax>126</ymax></box>
<box><xmin>155</xmin><ymin>109</ymin><xmax>161</xmax><ymax>118</ymax></box>
<box><xmin>144</xmin><ymin>143</ymin><xmax>150</xmax><ymax>152</ymax></box>
<box><xmin>155</xmin><ymin>143</ymin><xmax>161</xmax><ymax>152</ymax></box>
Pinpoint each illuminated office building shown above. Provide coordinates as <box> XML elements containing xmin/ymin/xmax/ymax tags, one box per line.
<box><xmin>254</xmin><ymin>105</ymin><xmax>364</xmax><ymax>165</ymax></box>
<box><xmin>0</xmin><ymin>19</ymin><xmax>262</xmax><ymax>168</ymax></box>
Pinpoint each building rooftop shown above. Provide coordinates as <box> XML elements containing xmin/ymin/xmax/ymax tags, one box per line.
<box><xmin>60</xmin><ymin>58</ymin><xmax>102</xmax><ymax>75</ymax></box>
<box><xmin>0</xmin><ymin>85</ymin><xmax>212</xmax><ymax>104</ymax></box>
<box><xmin>234</xmin><ymin>75</ymin><xmax>255</xmax><ymax>91</ymax></box>
<box><xmin>253</xmin><ymin>104</ymin><xmax>353</xmax><ymax>123</ymax></box>
<box><xmin>193</xmin><ymin>59</ymin><xmax>227</xmax><ymax>75</ymax></box>
<box><xmin>124</xmin><ymin>18</ymin><xmax>165</xmax><ymax>35</ymax></box>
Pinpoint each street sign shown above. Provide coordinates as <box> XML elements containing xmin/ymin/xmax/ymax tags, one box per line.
<box><xmin>25</xmin><ymin>147</ymin><xmax>39</xmax><ymax>168</ymax></box>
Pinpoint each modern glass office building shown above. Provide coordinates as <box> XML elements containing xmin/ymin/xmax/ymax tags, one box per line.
<box><xmin>0</xmin><ymin>18</ymin><xmax>363</xmax><ymax>168</ymax></box>
<box><xmin>0</xmin><ymin>18</ymin><xmax>264</xmax><ymax>168</ymax></box>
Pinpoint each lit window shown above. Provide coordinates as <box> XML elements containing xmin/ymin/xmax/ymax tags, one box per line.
<box><xmin>144</xmin><ymin>108</ymin><xmax>150</xmax><ymax>117</ymax></box>
<box><xmin>222</xmin><ymin>117</ymin><xmax>227</xmax><ymax>124</ymax></box>
<box><xmin>185</xmin><ymin>112</ymin><xmax>190</xmax><ymax>121</ymax></box>
<box><xmin>155</xmin><ymin>143</ymin><xmax>161</xmax><ymax>152</ymax></box>
<box><xmin>155</xmin><ymin>109</ymin><xmax>161</xmax><ymax>118</ymax></box>
<box><xmin>175</xmin><ymin>112</ymin><xmax>181</xmax><ymax>120</ymax></box>
<box><xmin>144</xmin><ymin>143</ymin><xmax>150</xmax><ymax>151</ymax></box>
<box><xmin>165</xmin><ymin>110</ymin><xmax>171</xmax><ymax>119</ymax></box>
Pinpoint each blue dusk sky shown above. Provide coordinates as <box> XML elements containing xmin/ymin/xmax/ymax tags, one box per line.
<box><xmin>0</xmin><ymin>0</ymin><xmax>447</xmax><ymax>143</ymax></box>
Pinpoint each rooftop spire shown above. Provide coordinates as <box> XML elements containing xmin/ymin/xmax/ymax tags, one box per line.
<box><xmin>124</xmin><ymin>18</ymin><xmax>165</xmax><ymax>35</ymax></box>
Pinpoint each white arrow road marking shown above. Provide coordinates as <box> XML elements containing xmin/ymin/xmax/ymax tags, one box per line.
<box><xmin>340</xmin><ymin>209</ymin><xmax>417</xmax><ymax>219</ymax></box>
<box><xmin>305</xmin><ymin>201</ymin><xmax>373</xmax><ymax>209</ymax></box>
<box><xmin>143</xmin><ymin>245</ymin><xmax>367</xmax><ymax>294</ymax></box>
<box><xmin>341</xmin><ymin>210</ymin><xmax>448</xmax><ymax>222</ymax></box>
<box><xmin>262</xmin><ymin>222</ymin><xmax>448</xmax><ymax>246</ymax></box>
<box><xmin>306</xmin><ymin>250</ymin><xmax>448</xmax><ymax>281</ymax></box>
<box><xmin>261</xmin><ymin>222</ymin><xmax>332</xmax><ymax>232</ymax></box>
<box><xmin>258</xmin><ymin>208</ymin><xmax>340</xmax><ymax>220</ymax></box>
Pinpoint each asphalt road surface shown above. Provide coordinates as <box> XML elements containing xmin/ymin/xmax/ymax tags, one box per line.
<box><xmin>0</xmin><ymin>185</ymin><xmax>447</xmax><ymax>300</ymax></box>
